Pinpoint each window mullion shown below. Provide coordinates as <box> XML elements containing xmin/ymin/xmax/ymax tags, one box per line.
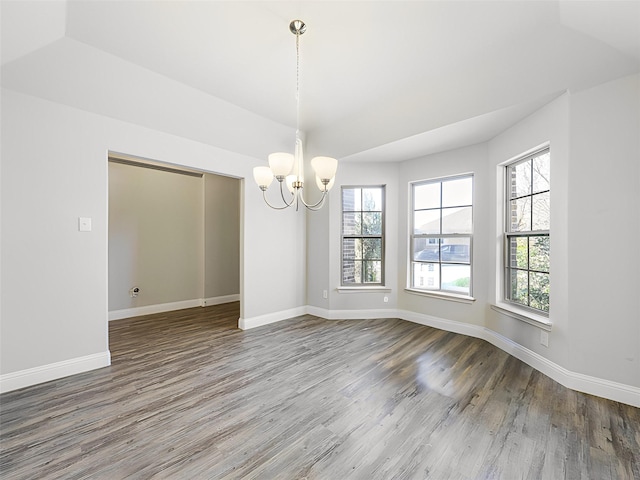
<box><xmin>529</xmin><ymin>235</ymin><xmax>533</xmax><ymax>308</ymax></box>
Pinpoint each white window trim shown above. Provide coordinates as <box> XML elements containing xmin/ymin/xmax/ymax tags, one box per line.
<box><xmin>409</xmin><ymin>173</ymin><xmax>474</xmax><ymax>297</ymax></box>
<box><xmin>341</xmin><ymin>185</ymin><xmax>386</xmax><ymax>287</ymax></box>
<box><xmin>405</xmin><ymin>288</ymin><xmax>475</xmax><ymax>304</ymax></box>
<box><xmin>337</xmin><ymin>286</ymin><xmax>392</xmax><ymax>294</ymax></box>
<box><xmin>491</xmin><ymin>302</ymin><xmax>552</xmax><ymax>331</ymax></box>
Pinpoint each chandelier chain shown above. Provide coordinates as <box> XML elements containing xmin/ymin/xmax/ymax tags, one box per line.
<box><xmin>295</xmin><ymin>29</ymin><xmax>300</xmax><ymax>133</ymax></box>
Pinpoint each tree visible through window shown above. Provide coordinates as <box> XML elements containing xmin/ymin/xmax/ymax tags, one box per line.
<box><xmin>505</xmin><ymin>148</ymin><xmax>550</xmax><ymax>313</ymax></box>
<box><xmin>342</xmin><ymin>186</ymin><xmax>384</xmax><ymax>285</ymax></box>
<box><xmin>410</xmin><ymin>175</ymin><xmax>473</xmax><ymax>296</ymax></box>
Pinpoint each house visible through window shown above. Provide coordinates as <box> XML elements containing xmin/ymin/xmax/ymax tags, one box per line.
<box><xmin>341</xmin><ymin>186</ymin><xmax>385</xmax><ymax>285</ymax></box>
<box><xmin>410</xmin><ymin>174</ymin><xmax>473</xmax><ymax>296</ymax></box>
<box><xmin>505</xmin><ymin>147</ymin><xmax>550</xmax><ymax>313</ymax></box>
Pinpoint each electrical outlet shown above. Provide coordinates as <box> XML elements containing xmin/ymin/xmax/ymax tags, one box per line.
<box><xmin>383</xmin><ymin>296</ymin><xmax>389</xmax><ymax>303</ymax></box>
<box><xmin>540</xmin><ymin>330</ymin><xmax>549</xmax><ymax>347</ymax></box>
<box><xmin>322</xmin><ymin>290</ymin><xmax>328</xmax><ymax>299</ymax></box>
<box><xmin>78</xmin><ymin>217</ymin><xmax>92</xmax><ymax>232</ymax></box>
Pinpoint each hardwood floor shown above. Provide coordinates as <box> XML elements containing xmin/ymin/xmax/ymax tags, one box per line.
<box><xmin>1</xmin><ymin>303</ymin><xmax>639</xmax><ymax>479</ymax></box>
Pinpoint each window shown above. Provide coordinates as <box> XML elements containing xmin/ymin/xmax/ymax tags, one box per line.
<box><xmin>341</xmin><ymin>186</ymin><xmax>385</xmax><ymax>285</ymax></box>
<box><xmin>410</xmin><ymin>175</ymin><xmax>473</xmax><ymax>296</ymax></box>
<box><xmin>505</xmin><ymin>148</ymin><xmax>550</xmax><ymax>313</ymax></box>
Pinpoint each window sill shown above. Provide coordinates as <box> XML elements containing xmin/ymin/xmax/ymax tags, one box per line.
<box><xmin>337</xmin><ymin>286</ymin><xmax>392</xmax><ymax>294</ymax></box>
<box><xmin>491</xmin><ymin>303</ymin><xmax>552</xmax><ymax>331</ymax></box>
<box><xmin>404</xmin><ymin>288</ymin><xmax>475</xmax><ymax>304</ymax></box>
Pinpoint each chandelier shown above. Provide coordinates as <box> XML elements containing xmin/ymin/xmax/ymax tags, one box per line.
<box><xmin>253</xmin><ymin>20</ymin><xmax>338</xmax><ymax>211</ymax></box>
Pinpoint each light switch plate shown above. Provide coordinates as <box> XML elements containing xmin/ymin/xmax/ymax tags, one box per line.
<box><xmin>79</xmin><ymin>217</ymin><xmax>92</xmax><ymax>232</ymax></box>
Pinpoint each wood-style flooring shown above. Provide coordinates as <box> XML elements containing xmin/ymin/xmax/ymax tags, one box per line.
<box><xmin>1</xmin><ymin>303</ymin><xmax>638</xmax><ymax>479</ymax></box>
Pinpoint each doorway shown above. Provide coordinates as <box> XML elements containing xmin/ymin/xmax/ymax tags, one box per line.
<box><xmin>107</xmin><ymin>155</ymin><xmax>241</xmax><ymax>320</ymax></box>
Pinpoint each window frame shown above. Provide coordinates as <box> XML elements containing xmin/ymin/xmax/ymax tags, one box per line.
<box><xmin>409</xmin><ymin>173</ymin><xmax>474</xmax><ymax>297</ymax></box>
<box><xmin>340</xmin><ymin>185</ymin><xmax>386</xmax><ymax>287</ymax></box>
<box><xmin>503</xmin><ymin>147</ymin><xmax>550</xmax><ymax>316</ymax></box>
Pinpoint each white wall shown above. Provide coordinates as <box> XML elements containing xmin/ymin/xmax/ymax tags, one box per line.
<box><xmin>108</xmin><ymin>162</ymin><xmax>204</xmax><ymax>311</ymax></box>
<box><xmin>305</xmin><ymin>76</ymin><xmax>639</xmax><ymax>403</ymax></box>
<box><xmin>306</xmin><ymin>192</ymin><xmax>331</xmax><ymax>310</ymax></box>
<box><xmin>1</xmin><ymin>91</ymin><xmax>109</xmax><ymax>375</ymax></box>
<box><xmin>317</xmin><ymin>161</ymin><xmax>399</xmax><ymax>312</ymax></box>
<box><xmin>0</xmin><ymin>89</ymin><xmax>305</xmax><ymax>388</ymax></box>
<box><xmin>398</xmin><ymin>144</ymin><xmax>491</xmax><ymax>326</ymax></box>
<box><xmin>204</xmin><ymin>173</ymin><xmax>240</xmax><ymax>300</ymax></box>
<box><xmin>567</xmin><ymin>74</ymin><xmax>640</xmax><ymax>386</ymax></box>
<box><xmin>487</xmin><ymin>74</ymin><xmax>640</xmax><ymax>389</ymax></box>
<box><xmin>487</xmin><ymin>94</ymin><xmax>571</xmax><ymax>368</ymax></box>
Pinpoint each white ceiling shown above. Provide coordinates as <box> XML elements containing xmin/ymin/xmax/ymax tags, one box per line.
<box><xmin>2</xmin><ymin>1</ymin><xmax>639</xmax><ymax>162</ymax></box>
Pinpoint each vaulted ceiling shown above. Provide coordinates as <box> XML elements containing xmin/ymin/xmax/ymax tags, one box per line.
<box><xmin>2</xmin><ymin>1</ymin><xmax>639</xmax><ymax>163</ymax></box>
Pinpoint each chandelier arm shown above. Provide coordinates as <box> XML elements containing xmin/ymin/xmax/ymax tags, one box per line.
<box><xmin>298</xmin><ymin>189</ymin><xmax>328</xmax><ymax>210</ymax></box>
<box><xmin>303</xmin><ymin>195</ymin><xmax>328</xmax><ymax>211</ymax></box>
<box><xmin>279</xmin><ymin>181</ymin><xmax>296</xmax><ymax>205</ymax></box>
<box><xmin>261</xmin><ymin>188</ymin><xmax>295</xmax><ymax>210</ymax></box>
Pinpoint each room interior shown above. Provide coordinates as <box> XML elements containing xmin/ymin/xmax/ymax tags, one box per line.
<box><xmin>1</xmin><ymin>0</ymin><xmax>638</xmax><ymax>417</ymax></box>
<box><xmin>107</xmin><ymin>157</ymin><xmax>241</xmax><ymax>320</ymax></box>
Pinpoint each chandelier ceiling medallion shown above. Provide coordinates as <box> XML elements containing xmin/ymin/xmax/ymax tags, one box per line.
<box><xmin>253</xmin><ymin>20</ymin><xmax>338</xmax><ymax>211</ymax></box>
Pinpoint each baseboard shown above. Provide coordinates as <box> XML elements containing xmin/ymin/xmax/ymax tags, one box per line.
<box><xmin>203</xmin><ymin>294</ymin><xmax>240</xmax><ymax>306</ymax></box>
<box><xmin>395</xmin><ymin>309</ymin><xmax>639</xmax><ymax>408</ymax></box>
<box><xmin>398</xmin><ymin>309</ymin><xmax>485</xmax><ymax>337</ymax></box>
<box><xmin>305</xmin><ymin>306</ymin><xmax>330</xmax><ymax>319</ymax></box>
<box><xmin>306</xmin><ymin>306</ymin><xmax>398</xmax><ymax>320</ymax></box>
<box><xmin>480</xmin><ymin>327</ymin><xmax>640</xmax><ymax>408</ymax></box>
<box><xmin>243</xmin><ymin>306</ymin><xmax>397</xmax><ymax>326</ymax></box>
<box><xmin>0</xmin><ymin>351</ymin><xmax>111</xmax><ymax>394</ymax></box>
<box><xmin>238</xmin><ymin>306</ymin><xmax>307</xmax><ymax>330</ymax></box>
<box><xmin>307</xmin><ymin>306</ymin><xmax>639</xmax><ymax>407</ymax></box>
<box><xmin>109</xmin><ymin>299</ymin><xmax>203</xmax><ymax>321</ymax></box>
<box><xmin>563</xmin><ymin>370</ymin><xmax>640</xmax><ymax>409</ymax></box>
